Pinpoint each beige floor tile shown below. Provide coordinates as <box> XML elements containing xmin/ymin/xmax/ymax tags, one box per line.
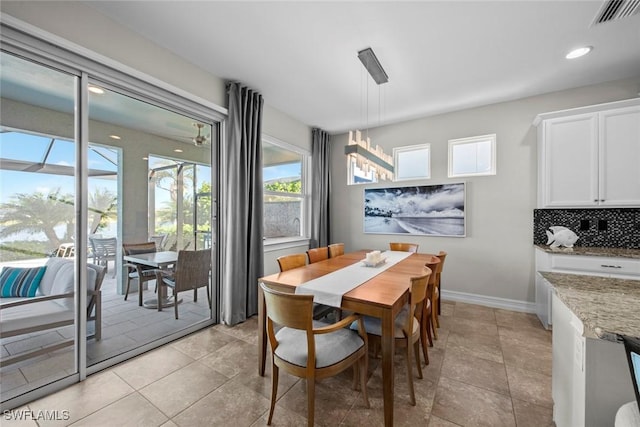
<box><xmin>172</xmin><ymin>377</ymin><xmax>270</xmax><ymax>427</ymax></box>
<box><xmin>453</xmin><ymin>304</ymin><xmax>496</xmax><ymax>323</ymax></box>
<box><xmin>449</xmin><ymin>317</ymin><xmax>498</xmax><ymax>338</ymax></box>
<box><xmin>431</xmin><ymin>377</ymin><xmax>516</xmax><ymax>427</ymax></box>
<box><xmin>68</xmin><ymin>392</ymin><xmax>167</xmax><ymax>427</ymax></box>
<box><xmin>251</xmin><ymin>404</ymin><xmax>310</xmax><ymax>427</ymax></box>
<box><xmin>111</xmin><ymin>345</ymin><xmax>195</xmax><ymax>390</ymax></box>
<box><xmin>445</xmin><ymin>330</ymin><xmax>504</xmax><ymax>364</ymax></box>
<box><xmin>139</xmin><ymin>361</ymin><xmax>228</xmax><ymax>418</ymax></box>
<box><xmin>27</xmin><ymin>371</ymin><xmax>134</xmax><ymax>427</ymax></box>
<box><xmin>169</xmin><ymin>327</ymin><xmax>237</xmax><ymax>360</ymax></box>
<box><xmin>199</xmin><ymin>338</ymin><xmax>257</xmax><ymax>379</ymax></box>
<box><xmin>428</xmin><ymin>414</ymin><xmax>463</xmax><ymax>426</ymax></box>
<box><xmin>505</xmin><ymin>365</ymin><xmax>553</xmax><ymax>408</ymax></box>
<box><xmin>512</xmin><ymin>398</ymin><xmax>554</xmax><ymax>427</ymax></box>
<box><xmin>501</xmin><ymin>336</ymin><xmax>552</xmax><ymax>376</ymax></box>
<box><xmin>159</xmin><ymin>421</ymin><xmax>179</xmax><ymax>427</ymax></box>
<box><xmin>440</xmin><ymin>348</ymin><xmax>509</xmax><ymax>395</ymax></box>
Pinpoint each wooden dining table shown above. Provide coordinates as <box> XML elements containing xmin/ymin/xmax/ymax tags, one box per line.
<box><xmin>257</xmin><ymin>250</ymin><xmax>434</xmax><ymax>427</ymax></box>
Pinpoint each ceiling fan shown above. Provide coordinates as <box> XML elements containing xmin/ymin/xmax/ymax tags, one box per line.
<box><xmin>191</xmin><ymin>123</ymin><xmax>209</xmax><ymax>146</ymax></box>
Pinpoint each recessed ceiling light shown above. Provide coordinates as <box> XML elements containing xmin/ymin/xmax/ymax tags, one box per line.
<box><xmin>174</xmin><ymin>149</ymin><xmax>183</xmax><ymax>153</ymax></box>
<box><xmin>88</xmin><ymin>85</ymin><xmax>105</xmax><ymax>94</ymax></box>
<box><xmin>109</xmin><ymin>134</ymin><xmax>121</xmax><ymax>140</ymax></box>
<box><xmin>142</xmin><ymin>157</ymin><xmax>148</xmax><ymax>161</ymax></box>
<box><xmin>566</xmin><ymin>46</ymin><xmax>592</xmax><ymax>59</ymax></box>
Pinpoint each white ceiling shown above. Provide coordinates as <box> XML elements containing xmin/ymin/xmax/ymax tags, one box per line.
<box><xmin>85</xmin><ymin>1</ymin><xmax>640</xmax><ymax>134</ymax></box>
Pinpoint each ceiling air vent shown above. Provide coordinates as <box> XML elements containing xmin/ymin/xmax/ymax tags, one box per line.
<box><xmin>592</xmin><ymin>0</ymin><xmax>640</xmax><ymax>25</ymax></box>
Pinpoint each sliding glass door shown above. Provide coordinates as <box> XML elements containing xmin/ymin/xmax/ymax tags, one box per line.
<box><xmin>0</xmin><ymin>52</ymin><xmax>80</xmax><ymax>403</ymax></box>
<box><xmin>0</xmin><ymin>37</ymin><xmax>221</xmax><ymax>408</ymax></box>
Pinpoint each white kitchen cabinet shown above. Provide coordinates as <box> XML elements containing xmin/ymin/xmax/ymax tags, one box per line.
<box><xmin>535</xmin><ymin>247</ymin><xmax>640</xmax><ymax>329</ymax></box>
<box><xmin>552</xmin><ymin>294</ymin><xmax>636</xmax><ymax>427</ymax></box>
<box><xmin>535</xmin><ymin>99</ymin><xmax>640</xmax><ymax>208</ymax></box>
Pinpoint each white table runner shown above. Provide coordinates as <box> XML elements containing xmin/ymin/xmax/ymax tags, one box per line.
<box><xmin>295</xmin><ymin>251</ymin><xmax>413</xmax><ymax>307</ymax></box>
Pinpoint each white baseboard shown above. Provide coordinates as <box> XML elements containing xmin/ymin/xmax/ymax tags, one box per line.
<box><xmin>441</xmin><ymin>289</ymin><xmax>536</xmax><ymax>314</ymax></box>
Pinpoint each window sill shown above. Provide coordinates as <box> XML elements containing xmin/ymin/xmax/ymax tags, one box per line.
<box><xmin>263</xmin><ymin>237</ymin><xmax>310</xmax><ymax>253</ymax></box>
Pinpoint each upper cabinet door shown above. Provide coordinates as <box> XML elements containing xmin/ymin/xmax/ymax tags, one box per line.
<box><xmin>542</xmin><ymin>113</ymin><xmax>598</xmax><ymax>207</ymax></box>
<box><xmin>599</xmin><ymin>105</ymin><xmax>640</xmax><ymax>206</ymax></box>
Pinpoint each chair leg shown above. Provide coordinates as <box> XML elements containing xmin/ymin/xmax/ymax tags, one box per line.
<box><xmin>124</xmin><ymin>276</ymin><xmax>130</xmax><ymax>301</ymax></box>
<box><xmin>174</xmin><ymin>293</ymin><xmax>179</xmax><ymax>319</ymax></box>
<box><xmin>360</xmin><ymin>355</ymin><xmax>370</xmax><ymax>408</ymax></box>
<box><xmin>414</xmin><ymin>341</ymin><xmax>423</xmax><ymax>379</ymax></box>
<box><xmin>432</xmin><ymin>307</ymin><xmax>439</xmax><ymax>340</ymax></box>
<box><xmin>194</xmin><ymin>287</ymin><xmax>198</xmax><ymax>302</ymax></box>
<box><xmin>307</xmin><ymin>376</ymin><xmax>316</xmax><ymax>427</ymax></box>
<box><xmin>406</xmin><ymin>346</ymin><xmax>416</xmax><ymax>406</ymax></box>
<box><xmin>267</xmin><ymin>362</ymin><xmax>279</xmax><ymax>425</ymax></box>
<box><xmin>426</xmin><ymin>310</ymin><xmax>434</xmax><ymax>348</ymax></box>
<box><xmin>420</xmin><ymin>302</ymin><xmax>430</xmax><ymax>365</ymax></box>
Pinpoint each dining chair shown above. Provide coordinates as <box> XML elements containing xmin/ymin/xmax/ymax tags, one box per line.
<box><xmin>276</xmin><ymin>253</ymin><xmax>335</xmax><ymax>321</ymax></box>
<box><xmin>433</xmin><ymin>251</ymin><xmax>448</xmax><ymax>333</ymax></box>
<box><xmin>149</xmin><ymin>234</ymin><xmax>167</xmax><ymax>250</ymax></box>
<box><xmin>306</xmin><ymin>247</ymin><xmax>329</xmax><ymax>264</ymax></box>
<box><xmin>89</xmin><ymin>236</ymin><xmax>118</xmax><ymax>277</ymax></box>
<box><xmin>260</xmin><ymin>282</ymin><xmax>369</xmax><ymax>426</ymax></box>
<box><xmin>352</xmin><ymin>268</ymin><xmax>431</xmax><ymax>405</ymax></box>
<box><xmin>122</xmin><ymin>241</ymin><xmax>158</xmax><ymax>306</ymax></box>
<box><xmin>389</xmin><ymin>242</ymin><xmax>419</xmax><ymax>253</ymax></box>
<box><xmin>328</xmin><ymin>243</ymin><xmax>345</xmax><ymax>258</ymax></box>
<box><xmin>156</xmin><ymin>249</ymin><xmax>212</xmax><ymax>319</ymax></box>
<box><xmin>420</xmin><ymin>256</ymin><xmax>441</xmax><ymax>364</ymax></box>
<box><xmin>276</xmin><ymin>253</ymin><xmax>307</xmax><ymax>272</ymax></box>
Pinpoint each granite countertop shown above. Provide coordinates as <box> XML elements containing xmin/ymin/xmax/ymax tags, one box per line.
<box><xmin>535</xmin><ymin>244</ymin><xmax>640</xmax><ymax>259</ymax></box>
<box><xmin>540</xmin><ymin>271</ymin><xmax>640</xmax><ymax>342</ymax></box>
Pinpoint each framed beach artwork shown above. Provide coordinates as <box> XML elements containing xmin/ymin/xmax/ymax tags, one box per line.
<box><xmin>364</xmin><ymin>183</ymin><xmax>466</xmax><ymax>237</ymax></box>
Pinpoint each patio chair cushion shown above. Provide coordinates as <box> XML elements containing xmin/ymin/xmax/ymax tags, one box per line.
<box><xmin>0</xmin><ymin>298</ymin><xmax>74</xmax><ymax>334</ymax></box>
<box><xmin>0</xmin><ymin>266</ymin><xmax>47</xmax><ymax>297</ymax></box>
<box><xmin>36</xmin><ymin>258</ymin><xmax>96</xmax><ymax>309</ymax></box>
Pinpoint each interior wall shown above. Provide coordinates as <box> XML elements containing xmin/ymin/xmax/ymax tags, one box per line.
<box><xmin>330</xmin><ymin>77</ymin><xmax>640</xmax><ymax>308</ymax></box>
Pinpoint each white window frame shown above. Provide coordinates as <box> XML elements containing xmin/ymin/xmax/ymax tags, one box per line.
<box><xmin>448</xmin><ymin>133</ymin><xmax>497</xmax><ymax>178</ymax></box>
<box><xmin>393</xmin><ymin>143</ymin><xmax>431</xmax><ymax>181</ymax></box>
<box><xmin>262</xmin><ymin>134</ymin><xmax>310</xmax><ymax>246</ymax></box>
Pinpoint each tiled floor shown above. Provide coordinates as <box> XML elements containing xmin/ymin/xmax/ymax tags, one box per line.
<box><xmin>3</xmin><ymin>301</ymin><xmax>554</xmax><ymax>426</ymax></box>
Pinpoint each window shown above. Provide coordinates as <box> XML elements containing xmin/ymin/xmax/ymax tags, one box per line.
<box><xmin>448</xmin><ymin>134</ymin><xmax>496</xmax><ymax>177</ymax></box>
<box><xmin>394</xmin><ymin>143</ymin><xmax>431</xmax><ymax>181</ymax></box>
<box><xmin>262</xmin><ymin>135</ymin><xmax>309</xmax><ymax>240</ymax></box>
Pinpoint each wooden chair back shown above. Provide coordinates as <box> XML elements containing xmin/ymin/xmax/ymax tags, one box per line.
<box><xmin>328</xmin><ymin>243</ymin><xmax>345</xmax><ymax>258</ymax></box>
<box><xmin>307</xmin><ymin>247</ymin><xmax>329</xmax><ymax>264</ymax></box>
<box><xmin>262</xmin><ymin>282</ymin><xmax>314</xmax><ymax>332</ymax></box>
<box><xmin>277</xmin><ymin>253</ymin><xmax>307</xmax><ymax>272</ymax></box>
<box><xmin>260</xmin><ymin>282</ymin><xmax>369</xmax><ymax>425</ymax></box>
<box><xmin>389</xmin><ymin>242</ymin><xmax>419</xmax><ymax>253</ymax></box>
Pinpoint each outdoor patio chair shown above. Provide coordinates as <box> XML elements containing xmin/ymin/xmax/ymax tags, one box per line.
<box><xmin>89</xmin><ymin>236</ymin><xmax>118</xmax><ymax>277</ymax></box>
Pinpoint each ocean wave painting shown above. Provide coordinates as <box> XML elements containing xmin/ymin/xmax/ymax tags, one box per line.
<box><xmin>364</xmin><ymin>183</ymin><xmax>465</xmax><ymax>237</ymax></box>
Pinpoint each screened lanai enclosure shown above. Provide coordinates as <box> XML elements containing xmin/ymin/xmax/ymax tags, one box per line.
<box><xmin>0</xmin><ymin>50</ymin><xmax>219</xmax><ymax>407</ymax></box>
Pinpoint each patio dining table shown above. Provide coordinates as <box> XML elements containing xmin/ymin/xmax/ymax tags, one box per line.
<box><xmin>122</xmin><ymin>250</ymin><xmax>180</xmax><ymax>311</ymax></box>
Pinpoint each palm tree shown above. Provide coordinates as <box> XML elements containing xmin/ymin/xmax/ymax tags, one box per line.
<box><xmin>88</xmin><ymin>188</ymin><xmax>117</xmax><ymax>234</ymax></box>
<box><xmin>0</xmin><ymin>189</ymin><xmax>74</xmax><ymax>249</ymax></box>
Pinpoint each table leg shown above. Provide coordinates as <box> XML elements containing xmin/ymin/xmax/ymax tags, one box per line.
<box><xmin>157</xmin><ymin>274</ymin><xmax>163</xmax><ymax>312</ymax></box>
<box><xmin>258</xmin><ymin>283</ymin><xmax>267</xmax><ymax>376</ymax></box>
<box><xmin>381</xmin><ymin>309</ymin><xmax>395</xmax><ymax>427</ymax></box>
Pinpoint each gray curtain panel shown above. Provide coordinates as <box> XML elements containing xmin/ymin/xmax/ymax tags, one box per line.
<box><xmin>221</xmin><ymin>82</ymin><xmax>264</xmax><ymax>325</ymax></box>
<box><xmin>310</xmin><ymin>128</ymin><xmax>331</xmax><ymax>248</ymax></box>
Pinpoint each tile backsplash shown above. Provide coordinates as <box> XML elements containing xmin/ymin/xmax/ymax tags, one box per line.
<box><xmin>533</xmin><ymin>208</ymin><xmax>640</xmax><ymax>249</ymax></box>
